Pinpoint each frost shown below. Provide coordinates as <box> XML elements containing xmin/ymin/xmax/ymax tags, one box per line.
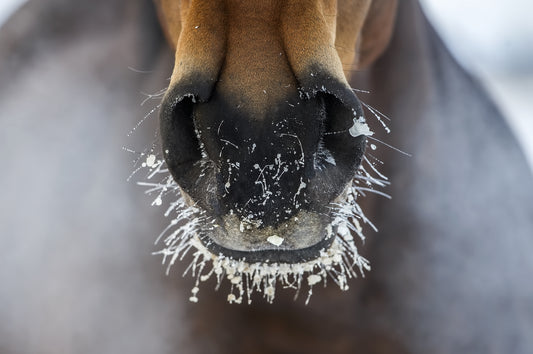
<box><xmin>314</xmin><ymin>138</ymin><xmax>336</xmax><ymax>171</ymax></box>
<box><xmin>152</xmin><ymin>196</ymin><xmax>162</xmax><ymax>206</ymax></box>
<box><xmin>146</xmin><ymin>154</ymin><xmax>156</xmax><ymax>167</ymax></box>
<box><xmin>130</xmin><ymin>151</ymin><xmax>389</xmax><ymax>305</ymax></box>
<box><xmin>267</xmin><ymin>235</ymin><xmax>284</xmax><ymax>247</ymax></box>
<box><xmin>307</xmin><ymin>274</ymin><xmax>321</xmax><ymax>286</ymax></box>
<box><xmin>293</xmin><ymin>178</ymin><xmax>307</xmax><ymax>205</ymax></box>
<box><xmin>129</xmin><ymin>107</ymin><xmax>392</xmax><ymax>305</ymax></box>
<box><xmin>349</xmin><ymin>117</ymin><xmax>374</xmax><ymax>138</ymax></box>
<box><xmin>361</xmin><ymin>102</ymin><xmax>391</xmax><ymax>134</ymax></box>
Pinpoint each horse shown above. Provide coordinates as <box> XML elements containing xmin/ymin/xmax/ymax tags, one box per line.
<box><xmin>152</xmin><ymin>0</ymin><xmax>398</xmax><ymax>301</ymax></box>
<box><xmin>0</xmin><ymin>0</ymin><xmax>532</xmax><ymax>353</ymax></box>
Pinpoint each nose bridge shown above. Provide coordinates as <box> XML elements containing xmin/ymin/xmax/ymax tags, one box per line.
<box><xmin>167</xmin><ymin>0</ymin><xmax>352</xmax><ymax>107</ymax></box>
<box><xmin>168</xmin><ymin>0</ymin><xmax>226</xmax><ymax>101</ymax></box>
<box><xmin>218</xmin><ymin>0</ymin><xmax>295</xmax><ymax>115</ymax></box>
<box><xmin>280</xmin><ymin>0</ymin><xmax>348</xmax><ymax>94</ymax></box>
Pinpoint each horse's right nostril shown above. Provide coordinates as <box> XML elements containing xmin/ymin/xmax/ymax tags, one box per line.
<box><xmin>159</xmin><ymin>77</ymin><xmax>222</xmax><ymax>214</ymax></box>
<box><xmin>160</xmin><ymin>93</ymin><xmax>200</xmax><ymax>185</ymax></box>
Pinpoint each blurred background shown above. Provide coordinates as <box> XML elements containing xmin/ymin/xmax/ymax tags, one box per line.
<box><xmin>420</xmin><ymin>0</ymin><xmax>533</xmax><ymax>170</ymax></box>
<box><xmin>1</xmin><ymin>0</ymin><xmax>531</xmax><ymax>170</ymax></box>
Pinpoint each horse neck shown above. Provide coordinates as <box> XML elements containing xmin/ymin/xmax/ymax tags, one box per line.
<box><xmin>351</xmin><ymin>0</ymin><xmax>533</xmax><ymax>338</ymax></box>
<box><xmin>353</xmin><ymin>0</ymin><xmax>531</xmax><ymax>211</ymax></box>
<box><xmin>355</xmin><ymin>0</ymin><xmax>446</xmax><ymax>143</ymax></box>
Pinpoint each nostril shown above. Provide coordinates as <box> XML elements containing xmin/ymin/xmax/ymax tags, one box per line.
<box><xmin>321</xmin><ymin>92</ymin><xmax>366</xmax><ymax>173</ymax></box>
<box><xmin>160</xmin><ymin>94</ymin><xmax>200</xmax><ymax>185</ymax></box>
<box><xmin>292</xmin><ymin>66</ymin><xmax>367</xmax><ymax>178</ymax></box>
<box><xmin>160</xmin><ymin>71</ymin><xmax>223</xmax><ymax>188</ymax></box>
<box><xmin>159</xmin><ymin>83</ymin><xmax>218</xmax><ymax>212</ymax></box>
<box><xmin>304</xmin><ymin>90</ymin><xmax>367</xmax><ymax>209</ymax></box>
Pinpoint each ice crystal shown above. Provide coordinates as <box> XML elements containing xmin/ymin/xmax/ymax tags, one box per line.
<box><xmin>132</xmin><ymin>151</ymin><xmax>389</xmax><ymax>305</ymax></box>
<box><xmin>126</xmin><ymin>89</ymin><xmax>396</xmax><ymax>305</ymax></box>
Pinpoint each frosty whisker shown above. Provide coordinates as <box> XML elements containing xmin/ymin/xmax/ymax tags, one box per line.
<box><xmin>367</xmin><ymin>136</ymin><xmax>411</xmax><ymax>156</ymax></box>
<box><xmin>127</xmin><ymin>96</ymin><xmax>394</xmax><ymax>305</ymax></box>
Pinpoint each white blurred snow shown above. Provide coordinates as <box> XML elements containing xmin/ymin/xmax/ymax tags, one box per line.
<box><xmin>0</xmin><ymin>0</ymin><xmax>24</xmax><ymax>26</ymax></box>
<box><xmin>420</xmin><ymin>0</ymin><xmax>533</xmax><ymax>170</ymax></box>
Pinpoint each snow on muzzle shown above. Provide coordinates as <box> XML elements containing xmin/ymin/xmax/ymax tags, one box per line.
<box><xmin>159</xmin><ymin>73</ymin><xmax>370</xmax><ymax>263</ymax></box>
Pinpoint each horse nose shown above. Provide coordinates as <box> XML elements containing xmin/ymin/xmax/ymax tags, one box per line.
<box><xmin>158</xmin><ymin>0</ymin><xmax>369</xmax><ymax>260</ymax></box>
<box><xmin>160</xmin><ymin>65</ymin><xmax>367</xmax><ymax>225</ymax></box>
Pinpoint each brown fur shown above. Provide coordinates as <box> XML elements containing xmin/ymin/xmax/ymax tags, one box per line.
<box><xmin>155</xmin><ymin>0</ymin><xmax>397</xmax><ymax>112</ymax></box>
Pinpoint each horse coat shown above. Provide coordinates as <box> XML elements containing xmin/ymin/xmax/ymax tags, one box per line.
<box><xmin>0</xmin><ymin>0</ymin><xmax>532</xmax><ymax>353</ymax></box>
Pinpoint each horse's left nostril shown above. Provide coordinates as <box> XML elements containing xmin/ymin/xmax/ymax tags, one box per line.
<box><xmin>304</xmin><ymin>89</ymin><xmax>367</xmax><ymax>210</ymax></box>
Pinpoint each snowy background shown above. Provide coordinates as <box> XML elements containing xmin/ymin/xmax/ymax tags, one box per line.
<box><xmin>420</xmin><ymin>0</ymin><xmax>533</xmax><ymax>170</ymax></box>
<box><xmin>1</xmin><ymin>0</ymin><xmax>532</xmax><ymax>170</ymax></box>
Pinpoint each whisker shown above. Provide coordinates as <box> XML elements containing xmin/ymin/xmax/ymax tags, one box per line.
<box><xmin>351</xmin><ymin>87</ymin><xmax>371</xmax><ymax>94</ymax></box>
<box><xmin>367</xmin><ymin>136</ymin><xmax>411</xmax><ymax>157</ymax></box>
<box><xmin>352</xmin><ymin>186</ymin><xmax>391</xmax><ymax>199</ymax></box>
<box><xmin>126</xmin><ymin>79</ymin><xmax>401</xmax><ymax>306</ymax></box>
<box><xmin>361</xmin><ymin>101</ymin><xmax>391</xmax><ymax>121</ymax></box>
<box><xmin>127</xmin><ymin>66</ymin><xmax>155</xmax><ymax>74</ymax></box>
<box><xmin>127</xmin><ymin>103</ymin><xmax>162</xmax><ymax>137</ymax></box>
<box><xmin>140</xmin><ymin>88</ymin><xmax>167</xmax><ymax>106</ymax></box>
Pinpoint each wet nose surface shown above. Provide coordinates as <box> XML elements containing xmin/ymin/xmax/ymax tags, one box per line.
<box><xmin>160</xmin><ymin>80</ymin><xmax>367</xmax><ymax>260</ymax></box>
<box><xmin>194</xmin><ymin>91</ymin><xmax>323</xmax><ymax>226</ymax></box>
<box><xmin>159</xmin><ymin>0</ymin><xmax>369</xmax><ymax>259</ymax></box>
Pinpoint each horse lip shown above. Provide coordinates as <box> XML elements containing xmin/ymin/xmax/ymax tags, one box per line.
<box><xmin>199</xmin><ymin>233</ymin><xmax>337</xmax><ymax>264</ymax></box>
<box><xmin>175</xmin><ymin>185</ymin><xmax>337</xmax><ymax>263</ymax></box>
<box><xmin>198</xmin><ymin>219</ymin><xmax>338</xmax><ymax>264</ymax></box>
<box><xmin>193</xmin><ymin>180</ymin><xmax>358</xmax><ymax>264</ymax></box>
